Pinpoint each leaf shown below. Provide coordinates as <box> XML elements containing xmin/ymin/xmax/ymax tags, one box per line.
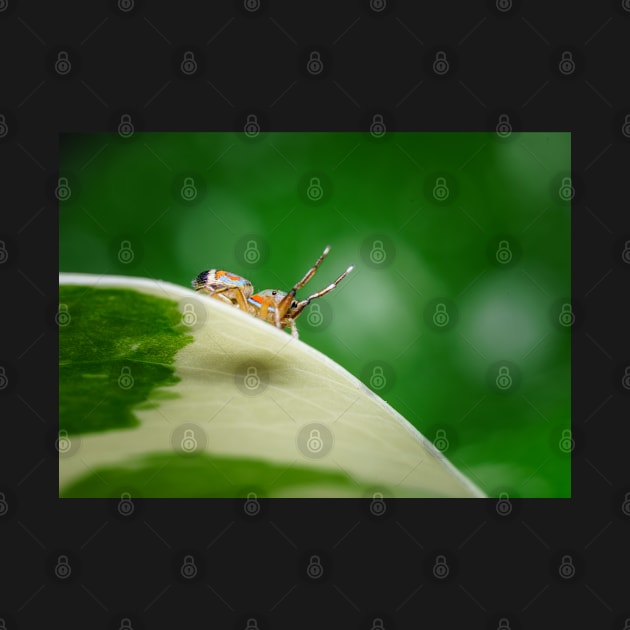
<box><xmin>59</xmin><ymin>273</ymin><xmax>485</xmax><ymax>498</ymax></box>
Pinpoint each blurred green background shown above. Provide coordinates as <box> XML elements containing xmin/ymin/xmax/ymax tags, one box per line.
<box><xmin>59</xmin><ymin>131</ymin><xmax>571</xmax><ymax>498</ymax></box>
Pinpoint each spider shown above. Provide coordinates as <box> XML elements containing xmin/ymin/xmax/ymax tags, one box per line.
<box><xmin>192</xmin><ymin>245</ymin><xmax>353</xmax><ymax>338</ymax></box>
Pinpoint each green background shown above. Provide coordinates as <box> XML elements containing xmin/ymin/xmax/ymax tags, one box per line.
<box><xmin>60</xmin><ymin>131</ymin><xmax>571</xmax><ymax>497</ymax></box>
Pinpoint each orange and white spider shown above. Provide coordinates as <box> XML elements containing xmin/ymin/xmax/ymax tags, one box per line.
<box><xmin>192</xmin><ymin>245</ymin><xmax>353</xmax><ymax>338</ymax></box>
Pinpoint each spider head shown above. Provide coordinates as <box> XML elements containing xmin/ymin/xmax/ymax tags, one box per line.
<box><xmin>255</xmin><ymin>289</ymin><xmax>299</xmax><ymax>313</ymax></box>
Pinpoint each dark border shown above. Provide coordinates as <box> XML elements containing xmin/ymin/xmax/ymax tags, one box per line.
<box><xmin>1</xmin><ymin>1</ymin><xmax>628</xmax><ymax>627</ymax></box>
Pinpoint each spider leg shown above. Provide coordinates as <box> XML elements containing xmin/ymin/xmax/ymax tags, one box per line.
<box><xmin>293</xmin><ymin>244</ymin><xmax>332</xmax><ymax>291</ymax></box>
<box><xmin>257</xmin><ymin>297</ymin><xmax>271</xmax><ymax>321</ymax></box>
<box><xmin>230</xmin><ymin>288</ymin><xmax>249</xmax><ymax>311</ymax></box>
<box><xmin>194</xmin><ymin>286</ymin><xmax>212</xmax><ymax>295</ymax></box>
<box><xmin>274</xmin><ymin>302</ymin><xmax>281</xmax><ymax>328</ymax></box>
<box><xmin>276</xmin><ymin>245</ymin><xmax>331</xmax><ymax>316</ymax></box>
<box><xmin>195</xmin><ymin>287</ymin><xmax>234</xmax><ymax>305</ymax></box>
<box><xmin>214</xmin><ymin>293</ymin><xmax>235</xmax><ymax>306</ymax></box>
<box><xmin>289</xmin><ymin>265</ymin><xmax>354</xmax><ymax>320</ymax></box>
<box><xmin>288</xmin><ymin>318</ymin><xmax>299</xmax><ymax>338</ymax></box>
<box><xmin>196</xmin><ymin>286</ymin><xmax>250</xmax><ymax>310</ymax></box>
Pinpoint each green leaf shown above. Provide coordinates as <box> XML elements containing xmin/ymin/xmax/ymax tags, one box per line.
<box><xmin>59</xmin><ymin>273</ymin><xmax>485</xmax><ymax>498</ymax></box>
<box><xmin>59</xmin><ymin>286</ymin><xmax>191</xmax><ymax>434</ymax></box>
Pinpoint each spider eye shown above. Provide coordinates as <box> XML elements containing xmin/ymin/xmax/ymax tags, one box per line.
<box><xmin>291</xmin><ymin>300</ymin><xmax>298</xmax><ymax>308</ymax></box>
<box><xmin>272</xmin><ymin>290</ymin><xmax>277</xmax><ymax>295</ymax></box>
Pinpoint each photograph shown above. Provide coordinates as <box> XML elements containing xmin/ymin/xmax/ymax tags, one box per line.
<box><xmin>58</xmin><ymin>130</ymin><xmax>570</xmax><ymax>498</ymax></box>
